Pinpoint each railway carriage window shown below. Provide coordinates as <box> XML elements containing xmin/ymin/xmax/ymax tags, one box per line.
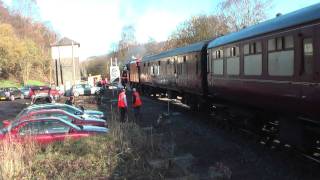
<box><xmin>285</xmin><ymin>36</ymin><xmax>294</xmax><ymax>49</ymax></box>
<box><xmin>267</xmin><ymin>36</ymin><xmax>295</xmax><ymax>76</ymax></box>
<box><xmin>303</xmin><ymin>38</ymin><xmax>313</xmax><ymax>75</ymax></box>
<box><xmin>157</xmin><ymin>66</ymin><xmax>160</xmax><ymax>75</ymax></box>
<box><xmin>231</xmin><ymin>47</ymin><xmax>235</xmax><ymax>57</ymax></box>
<box><xmin>213</xmin><ymin>59</ymin><xmax>223</xmax><ymax>75</ymax></box>
<box><xmin>276</xmin><ymin>37</ymin><xmax>283</xmax><ymax>50</ymax></box>
<box><xmin>250</xmin><ymin>43</ymin><xmax>255</xmax><ymax>54</ymax></box>
<box><xmin>226</xmin><ymin>48</ymin><xmax>231</xmax><ymax>57</ymax></box>
<box><xmin>226</xmin><ymin>46</ymin><xmax>240</xmax><ymax>75</ymax></box>
<box><xmin>151</xmin><ymin>66</ymin><xmax>154</xmax><ymax>76</ymax></box>
<box><xmin>256</xmin><ymin>42</ymin><xmax>262</xmax><ymax>53</ymax></box>
<box><xmin>244</xmin><ymin>44</ymin><xmax>249</xmax><ymax>55</ymax></box>
<box><xmin>236</xmin><ymin>46</ymin><xmax>239</xmax><ymax>56</ymax></box>
<box><xmin>212</xmin><ymin>50</ymin><xmax>216</xmax><ymax>59</ymax></box>
<box><xmin>213</xmin><ymin>49</ymin><xmax>224</xmax><ymax>75</ymax></box>
<box><xmin>216</xmin><ymin>49</ymin><xmax>223</xmax><ymax>59</ymax></box>
<box><xmin>268</xmin><ymin>39</ymin><xmax>276</xmax><ymax>51</ymax></box>
<box><xmin>244</xmin><ymin>41</ymin><xmax>262</xmax><ymax>76</ymax></box>
<box><xmin>230</xmin><ymin>46</ymin><xmax>239</xmax><ymax>57</ymax></box>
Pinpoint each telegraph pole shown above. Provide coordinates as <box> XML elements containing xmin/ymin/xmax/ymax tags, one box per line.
<box><xmin>72</xmin><ymin>41</ymin><xmax>75</xmax><ymax>85</ymax></box>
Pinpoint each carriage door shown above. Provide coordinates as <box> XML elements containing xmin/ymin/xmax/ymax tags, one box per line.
<box><xmin>298</xmin><ymin>27</ymin><xmax>318</xmax><ymax>112</ymax></box>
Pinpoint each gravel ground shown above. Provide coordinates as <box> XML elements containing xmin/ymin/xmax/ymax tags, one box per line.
<box><xmin>1</xmin><ymin>91</ymin><xmax>320</xmax><ymax>180</ymax></box>
<box><xmin>100</xmin><ymin>89</ymin><xmax>320</xmax><ymax>180</ymax></box>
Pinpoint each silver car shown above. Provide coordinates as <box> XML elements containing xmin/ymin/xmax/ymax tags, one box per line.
<box><xmin>71</xmin><ymin>84</ymin><xmax>100</xmax><ymax>97</ymax></box>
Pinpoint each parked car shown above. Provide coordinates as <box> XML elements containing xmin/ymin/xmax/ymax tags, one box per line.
<box><xmin>50</xmin><ymin>86</ymin><xmax>61</xmax><ymax>100</ymax></box>
<box><xmin>0</xmin><ymin>90</ymin><xmax>6</xmax><ymax>101</ymax></box>
<box><xmin>29</xmin><ymin>86</ymin><xmax>54</xmax><ymax>105</ymax></box>
<box><xmin>71</xmin><ymin>84</ymin><xmax>101</xmax><ymax>97</ymax></box>
<box><xmin>0</xmin><ymin>87</ymin><xmax>23</xmax><ymax>101</ymax></box>
<box><xmin>18</xmin><ymin>109</ymin><xmax>107</xmax><ymax>127</ymax></box>
<box><xmin>0</xmin><ymin>117</ymin><xmax>108</xmax><ymax>144</ymax></box>
<box><xmin>17</xmin><ymin>103</ymin><xmax>105</xmax><ymax>120</ymax></box>
<box><xmin>20</xmin><ymin>86</ymin><xmax>31</xmax><ymax>99</ymax></box>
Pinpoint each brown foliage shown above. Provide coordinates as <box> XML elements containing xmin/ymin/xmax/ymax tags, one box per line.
<box><xmin>164</xmin><ymin>15</ymin><xmax>229</xmax><ymax>50</ymax></box>
<box><xmin>0</xmin><ymin>1</ymin><xmax>57</xmax><ymax>83</ymax></box>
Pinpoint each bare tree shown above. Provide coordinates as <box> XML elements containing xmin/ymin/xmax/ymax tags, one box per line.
<box><xmin>117</xmin><ymin>25</ymin><xmax>138</xmax><ymax>65</ymax></box>
<box><xmin>165</xmin><ymin>15</ymin><xmax>228</xmax><ymax>50</ymax></box>
<box><xmin>12</xmin><ymin>0</ymin><xmax>39</xmax><ymax>19</ymax></box>
<box><xmin>218</xmin><ymin>0</ymin><xmax>273</xmax><ymax>32</ymax></box>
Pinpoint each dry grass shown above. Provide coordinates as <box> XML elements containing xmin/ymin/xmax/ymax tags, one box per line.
<box><xmin>0</xmin><ymin>138</ymin><xmax>38</xmax><ymax>180</ymax></box>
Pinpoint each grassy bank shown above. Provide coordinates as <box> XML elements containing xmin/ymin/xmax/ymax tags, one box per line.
<box><xmin>0</xmin><ymin>79</ymin><xmax>46</xmax><ymax>88</ymax></box>
<box><xmin>0</xmin><ymin>80</ymin><xmax>20</xmax><ymax>88</ymax></box>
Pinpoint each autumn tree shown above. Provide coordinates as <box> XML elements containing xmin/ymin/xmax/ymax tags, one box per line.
<box><xmin>0</xmin><ymin>23</ymin><xmax>23</xmax><ymax>77</ymax></box>
<box><xmin>165</xmin><ymin>15</ymin><xmax>228</xmax><ymax>49</ymax></box>
<box><xmin>218</xmin><ymin>0</ymin><xmax>272</xmax><ymax>32</ymax></box>
<box><xmin>19</xmin><ymin>38</ymin><xmax>45</xmax><ymax>84</ymax></box>
<box><xmin>0</xmin><ymin>1</ymin><xmax>57</xmax><ymax>84</ymax></box>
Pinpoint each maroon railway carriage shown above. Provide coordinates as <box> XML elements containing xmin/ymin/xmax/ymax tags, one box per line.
<box><xmin>125</xmin><ymin>3</ymin><xmax>320</xmax><ymax>157</ymax></box>
<box><xmin>128</xmin><ymin>59</ymin><xmax>141</xmax><ymax>88</ymax></box>
<box><xmin>139</xmin><ymin>41</ymin><xmax>209</xmax><ymax>109</ymax></box>
<box><xmin>207</xmin><ymin>3</ymin><xmax>320</xmax><ymax>151</ymax></box>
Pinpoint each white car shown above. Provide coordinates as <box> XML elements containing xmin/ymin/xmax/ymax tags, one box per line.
<box><xmin>72</xmin><ymin>84</ymin><xmax>101</xmax><ymax>96</ymax></box>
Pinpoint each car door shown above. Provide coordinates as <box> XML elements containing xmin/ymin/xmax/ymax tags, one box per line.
<box><xmin>44</xmin><ymin>120</ymin><xmax>89</xmax><ymax>141</ymax></box>
<box><xmin>41</xmin><ymin>119</ymin><xmax>71</xmax><ymax>142</ymax></box>
<box><xmin>17</xmin><ymin>121</ymin><xmax>53</xmax><ymax>144</ymax></box>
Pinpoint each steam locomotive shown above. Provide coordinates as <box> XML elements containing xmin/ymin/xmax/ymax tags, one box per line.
<box><xmin>124</xmin><ymin>4</ymin><xmax>320</xmax><ymax>156</ymax></box>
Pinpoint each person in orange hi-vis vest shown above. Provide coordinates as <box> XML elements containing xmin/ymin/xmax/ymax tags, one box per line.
<box><xmin>118</xmin><ymin>88</ymin><xmax>127</xmax><ymax>122</ymax></box>
<box><xmin>132</xmin><ymin>88</ymin><xmax>142</xmax><ymax>121</ymax></box>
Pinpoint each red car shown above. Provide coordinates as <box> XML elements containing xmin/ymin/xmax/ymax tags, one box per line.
<box><xmin>29</xmin><ymin>86</ymin><xmax>60</xmax><ymax>100</ymax></box>
<box><xmin>0</xmin><ymin>117</ymin><xmax>108</xmax><ymax>144</ymax></box>
<box><xmin>17</xmin><ymin>109</ymin><xmax>107</xmax><ymax>127</ymax></box>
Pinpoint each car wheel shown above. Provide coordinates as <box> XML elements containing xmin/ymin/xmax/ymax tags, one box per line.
<box><xmin>20</xmin><ymin>94</ymin><xmax>25</xmax><ymax>99</ymax></box>
<box><xmin>10</xmin><ymin>95</ymin><xmax>15</xmax><ymax>101</ymax></box>
<box><xmin>74</xmin><ymin>91</ymin><xmax>80</xmax><ymax>97</ymax></box>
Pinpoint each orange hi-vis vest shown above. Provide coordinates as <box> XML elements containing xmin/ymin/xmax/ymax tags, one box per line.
<box><xmin>118</xmin><ymin>92</ymin><xmax>126</xmax><ymax>108</ymax></box>
<box><xmin>133</xmin><ymin>92</ymin><xmax>142</xmax><ymax>107</ymax></box>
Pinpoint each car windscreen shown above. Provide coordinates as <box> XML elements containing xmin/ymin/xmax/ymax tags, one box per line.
<box><xmin>15</xmin><ymin>109</ymin><xmax>28</xmax><ymax>120</ymax></box>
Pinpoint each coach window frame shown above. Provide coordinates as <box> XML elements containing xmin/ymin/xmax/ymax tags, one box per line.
<box><xmin>212</xmin><ymin>48</ymin><xmax>224</xmax><ymax>76</ymax></box>
<box><xmin>267</xmin><ymin>34</ymin><xmax>295</xmax><ymax>77</ymax></box>
<box><xmin>225</xmin><ymin>45</ymin><xmax>240</xmax><ymax>76</ymax></box>
<box><xmin>243</xmin><ymin>40</ymin><xmax>263</xmax><ymax>77</ymax></box>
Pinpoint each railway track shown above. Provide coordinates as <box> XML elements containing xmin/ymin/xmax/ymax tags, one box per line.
<box><xmin>147</xmin><ymin>93</ymin><xmax>320</xmax><ymax>165</ymax></box>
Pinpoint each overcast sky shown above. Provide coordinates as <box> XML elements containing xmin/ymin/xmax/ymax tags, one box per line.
<box><xmin>2</xmin><ymin>0</ymin><xmax>320</xmax><ymax>60</ymax></box>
